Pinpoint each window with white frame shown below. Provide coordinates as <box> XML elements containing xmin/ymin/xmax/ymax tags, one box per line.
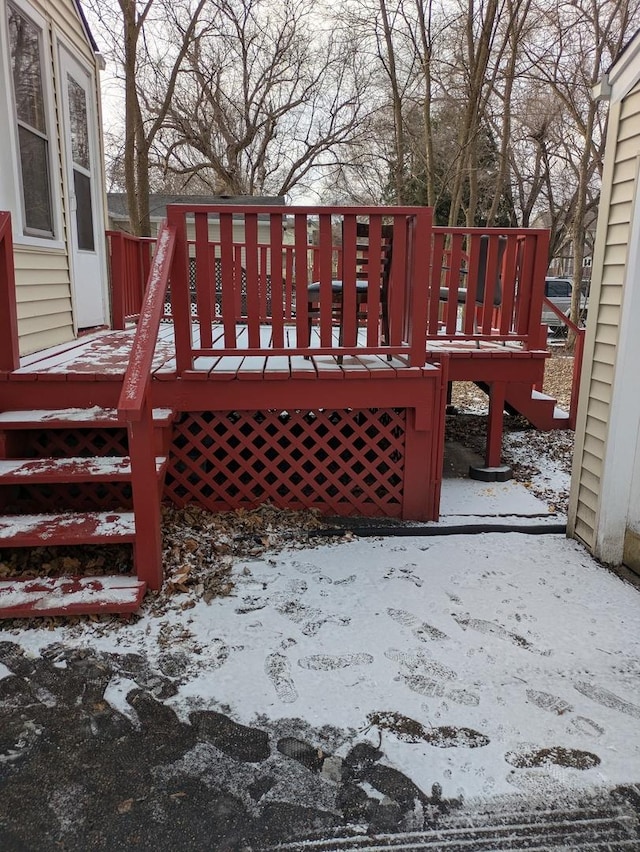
<box><xmin>7</xmin><ymin>3</ymin><xmax>54</xmax><ymax>237</ymax></box>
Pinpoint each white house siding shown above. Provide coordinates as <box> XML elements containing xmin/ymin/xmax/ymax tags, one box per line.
<box><xmin>569</xmin><ymin>82</ymin><xmax>640</xmax><ymax>549</ymax></box>
<box><xmin>1</xmin><ymin>0</ymin><xmax>105</xmax><ymax>356</ymax></box>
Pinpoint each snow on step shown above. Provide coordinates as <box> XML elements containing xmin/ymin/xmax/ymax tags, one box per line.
<box><xmin>0</xmin><ymin>512</ymin><xmax>136</xmax><ymax>546</ymax></box>
<box><xmin>530</xmin><ymin>389</ymin><xmax>557</xmax><ymax>403</ymax></box>
<box><xmin>0</xmin><ymin>575</ymin><xmax>146</xmax><ymax>618</ymax></box>
<box><xmin>0</xmin><ymin>406</ymin><xmax>174</xmax><ymax>428</ymax></box>
<box><xmin>0</xmin><ymin>456</ymin><xmax>166</xmax><ymax>482</ymax></box>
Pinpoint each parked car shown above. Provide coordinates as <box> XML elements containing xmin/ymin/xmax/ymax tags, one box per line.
<box><xmin>542</xmin><ymin>277</ymin><xmax>588</xmax><ymax>336</ymax></box>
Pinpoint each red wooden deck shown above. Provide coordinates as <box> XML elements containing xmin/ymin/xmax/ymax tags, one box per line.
<box><xmin>0</xmin><ymin>204</ymin><xmax>574</xmax><ymax>616</ymax></box>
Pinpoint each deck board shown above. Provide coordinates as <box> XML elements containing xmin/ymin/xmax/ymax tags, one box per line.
<box><xmin>13</xmin><ymin>322</ymin><xmax>546</xmax><ymax>385</ymax></box>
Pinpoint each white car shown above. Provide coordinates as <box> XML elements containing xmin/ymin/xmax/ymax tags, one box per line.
<box><xmin>542</xmin><ymin>277</ymin><xmax>588</xmax><ymax>336</ymax></box>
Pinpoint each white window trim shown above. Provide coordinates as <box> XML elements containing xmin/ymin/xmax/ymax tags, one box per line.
<box><xmin>3</xmin><ymin>0</ymin><xmax>65</xmax><ymax>250</ymax></box>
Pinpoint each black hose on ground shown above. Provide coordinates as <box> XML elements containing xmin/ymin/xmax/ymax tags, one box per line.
<box><xmin>313</xmin><ymin>522</ymin><xmax>567</xmax><ymax>538</ymax></box>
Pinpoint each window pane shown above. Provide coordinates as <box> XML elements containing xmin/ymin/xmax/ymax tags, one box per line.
<box><xmin>73</xmin><ymin>170</ymin><xmax>95</xmax><ymax>251</ymax></box>
<box><xmin>18</xmin><ymin>126</ymin><xmax>53</xmax><ymax>234</ymax></box>
<box><xmin>67</xmin><ymin>74</ymin><xmax>90</xmax><ymax>170</ymax></box>
<box><xmin>8</xmin><ymin>6</ymin><xmax>46</xmax><ymax>132</ymax></box>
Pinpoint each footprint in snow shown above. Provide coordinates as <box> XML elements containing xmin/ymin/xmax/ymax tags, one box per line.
<box><xmin>368</xmin><ymin>711</ymin><xmax>489</xmax><ymax>748</ymax></box>
<box><xmin>401</xmin><ymin>674</ymin><xmax>480</xmax><ymax>706</ymax></box>
<box><xmin>453</xmin><ymin>614</ymin><xmax>551</xmax><ymax>656</ymax></box>
<box><xmin>506</xmin><ymin>768</ymin><xmax>568</xmax><ymax>796</ymax></box>
<box><xmin>568</xmin><ymin>716</ymin><xmax>605</xmax><ymax>738</ymax></box>
<box><xmin>387</xmin><ymin>608</ymin><xmax>448</xmax><ymax>641</ymax></box>
<box><xmin>573</xmin><ymin>681</ymin><xmax>640</xmax><ymax>719</ymax></box>
<box><xmin>384</xmin><ymin>647</ymin><xmax>457</xmax><ymax>680</ymax></box>
<box><xmin>264</xmin><ymin>653</ymin><xmax>298</xmax><ymax>704</ymax></box>
<box><xmin>505</xmin><ymin>745</ymin><xmax>600</xmax><ymax>770</ymax></box>
<box><xmin>526</xmin><ymin>690</ymin><xmax>573</xmax><ymax>716</ymax></box>
<box><xmin>297</xmin><ymin>653</ymin><xmax>374</xmax><ymax>671</ymax></box>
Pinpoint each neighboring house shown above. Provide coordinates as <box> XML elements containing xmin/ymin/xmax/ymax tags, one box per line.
<box><xmin>107</xmin><ymin>193</ymin><xmax>286</xmax><ymax>245</ymax></box>
<box><xmin>568</xmin><ymin>29</ymin><xmax>640</xmax><ymax>574</ymax></box>
<box><xmin>0</xmin><ymin>0</ymin><xmax>109</xmax><ymax>355</ymax></box>
<box><xmin>531</xmin><ymin>210</ymin><xmax>596</xmax><ymax>284</ymax></box>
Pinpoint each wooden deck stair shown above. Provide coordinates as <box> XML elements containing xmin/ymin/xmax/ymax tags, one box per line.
<box><xmin>475</xmin><ymin>381</ymin><xmax>571</xmax><ymax>431</ymax></box>
<box><xmin>0</xmin><ymin>407</ymin><xmax>174</xmax><ymax>618</ymax></box>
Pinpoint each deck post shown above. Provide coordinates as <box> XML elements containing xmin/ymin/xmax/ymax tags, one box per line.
<box><xmin>0</xmin><ymin>212</ymin><xmax>20</xmax><ymax>372</ymax></box>
<box><xmin>402</xmin><ymin>407</ymin><xmax>434</xmax><ymax>521</ymax></box>
<box><xmin>167</xmin><ymin>207</ymin><xmax>194</xmax><ymax>373</ymax></box>
<box><xmin>407</xmin><ymin>207</ymin><xmax>432</xmax><ymax>367</ymax></box>
<box><xmin>469</xmin><ymin>380</ymin><xmax>513</xmax><ymax>481</ymax></box>
<box><xmin>108</xmin><ymin>232</ymin><xmax>126</xmax><ymax>329</ymax></box>
<box><xmin>128</xmin><ymin>408</ymin><xmax>163</xmax><ymax>590</ymax></box>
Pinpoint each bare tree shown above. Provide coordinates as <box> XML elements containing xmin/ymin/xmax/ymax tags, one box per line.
<box><xmin>523</xmin><ymin>0</ymin><xmax>638</xmax><ymax>337</ymax></box>
<box><xmin>85</xmin><ymin>0</ymin><xmax>207</xmax><ymax>234</ymax></box>
<box><xmin>151</xmin><ymin>0</ymin><xmax>372</xmax><ymax>198</ymax></box>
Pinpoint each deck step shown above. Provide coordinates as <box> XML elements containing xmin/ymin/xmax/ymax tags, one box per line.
<box><xmin>0</xmin><ymin>456</ymin><xmax>167</xmax><ymax>483</ymax></box>
<box><xmin>0</xmin><ymin>407</ymin><xmax>175</xmax><ymax>429</ymax></box>
<box><xmin>0</xmin><ymin>511</ymin><xmax>136</xmax><ymax>546</ymax></box>
<box><xmin>0</xmin><ymin>575</ymin><xmax>146</xmax><ymax>619</ymax></box>
<box><xmin>474</xmin><ymin>381</ymin><xmax>570</xmax><ymax>431</ymax></box>
<box><xmin>506</xmin><ymin>385</ymin><xmax>570</xmax><ymax>430</ymax></box>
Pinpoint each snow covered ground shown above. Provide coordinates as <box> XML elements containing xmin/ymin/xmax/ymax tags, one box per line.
<box><xmin>4</xmin><ymin>476</ymin><xmax>639</xmax><ymax>809</ymax></box>
<box><xmin>2</xmin><ymin>418</ymin><xmax>640</xmax><ymax>848</ymax></box>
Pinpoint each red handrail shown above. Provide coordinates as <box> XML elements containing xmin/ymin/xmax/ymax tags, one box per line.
<box><xmin>118</xmin><ymin>222</ymin><xmax>176</xmax><ymax>421</ymax></box>
<box><xmin>542</xmin><ymin>295</ymin><xmax>585</xmax><ymax>429</ymax></box>
<box><xmin>0</xmin><ymin>211</ymin><xmax>19</xmax><ymax>372</ymax></box>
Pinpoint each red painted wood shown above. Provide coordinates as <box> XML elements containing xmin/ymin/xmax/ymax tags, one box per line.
<box><xmin>386</xmin><ymin>220</ymin><xmax>403</xmax><ymax>349</ymax></box>
<box><xmin>194</xmin><ymin>212</ymin><xmax>213</xmax><ymax>348</ymax></box>
<box><xmin>294</xmin><ymin>213</ymin><xmax>310</xmax><ymax>348</ymax></box>
<box><xmin>128</xmin><ymin>408</ymin><xmax>164</xmax><ymax>590</ymax></box>
<box><xmin>429</xmin><ymin>230</ymin><xmax>445</xmax><ymax>337</ymax></box>
<box><xmin>218</xmin><ymin>213</ymin><xmax>237</xmax><ymax>346</ymax></box>
<box><xmin>0</xmin><ymin>407</ymin><xmax>173</xmax><ymax>429</ymax></box>
<box><xmin>318</xmin><ymin>213</ymin><xmax>333</xmax><ymax>347</ymax></box>
<box><xmin>0</xmin><ymin>511</ymin><xmax>136</xmax><ymax>546</ymax></box>
<box><xmin>432</xmin><ymin>226</ymin><xmax>548</xmax><ymax>349</ymax></box>
<box><xmin>485</xmin><ymin>382</ymin><xmax>507</xmax><ymax>467</ymax></box>
<box><xmin>118</xmin><ymin>223</ymin><xmax>176</xmax><ymax>422</ymax></box>
<box><xmin>0</xmin><ymin>576</ymin><xmax>146</xmax><ymax>619</ymax></box>
<box><xmin>406</xmin><ymin>207</ymin><xmax>431</xmax><ymax>366</ymax></box>
<box><xmin>0</xmin><ymin>455</ymin><xmax>166</xmax><ymax>483</ymax></box>
<box><xmin>502</xmin><ymin>383</ymin><xmax>560</xmax><ymax>430</ymax></box>
<box><xmin>107</xmin><ymin>231</ymin><xmax>154</xmax><ymax>327</ymax></box>
<box><xmin>498</xmin><ymin>235</ymin><xmax>518</xmax><ymax>335</ymax></box>
<box><xmin>0</xmin><ymin>212</ymin><xmax>20</xmax><ymax>372</ymax></box>
<box><xmin>108</xmin><ymin>231</ymin><xmax>126</xmax><ymax>329</ymax></box>
<box><xmin>365</xmin><ymin>216</ymin><xmax>382</xmax><ymax>348</ymax></box>
<box><xmin>402</xmin><ymin>407</ymin><xmax>434</xmax><ymax>521</ymax></box>
<box><xmin>245</xmin><ymin>213</ymin><xmax>261</xmax><ymax>345</ymax></box>
<box><xmin>340</xmin><ymin>215</ymin><xmax>358</xmax><ymax>348</ymax></box>
<box><xmin>166</xmin><ymin>209</ymin><xmax>193</xmax><ymax>373</ymax></box>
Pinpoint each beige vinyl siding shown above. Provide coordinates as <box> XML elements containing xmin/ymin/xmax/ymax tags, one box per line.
<box><xmin>572</xmin><ymin>79</ymin><xmax>640</xmax><ymax>548</ymax></box>
<box><xmin>32</xmin><ymin>0</ymin><xmax>95</xmax><ymax>64</ymax></box>
<box><xmin>11</xmin><ymin>0</ymin><xmax>98</xmax><ymax>356</ymax></box>
<box><xmin>13</xmin><ymin>245</ymin><xmax>73</xmax><ymax>355</ymax></box>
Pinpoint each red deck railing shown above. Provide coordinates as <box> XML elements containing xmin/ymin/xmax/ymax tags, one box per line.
<box><xmin>0</xmin><ymin>211</ymin><xmax>20</xmax><ymax>372</ymax></box>
<box><xmin>106</xmin><ymin>207</ymin><xmax>554</xmax><ymax>372</ymax></box>
<box><xmin>165</xmin><ymin>204</ymin><xmax>433</xmax><ymax>371</ymax></box>
<box><xmin>107</xmin><ymin>230</ymin><xmax>156</xmax><ymax>329</ymax></box>
<box><xmin>430</xmin><ymin>226</ymin><xmax>550</xmax><ymax>349</ymax></box>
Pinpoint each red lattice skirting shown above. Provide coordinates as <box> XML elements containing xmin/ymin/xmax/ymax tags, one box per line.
<box><xmin>164</xmin><ymin>406</ymin><xmax>442</xmax><ymax>520</ymax></box>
